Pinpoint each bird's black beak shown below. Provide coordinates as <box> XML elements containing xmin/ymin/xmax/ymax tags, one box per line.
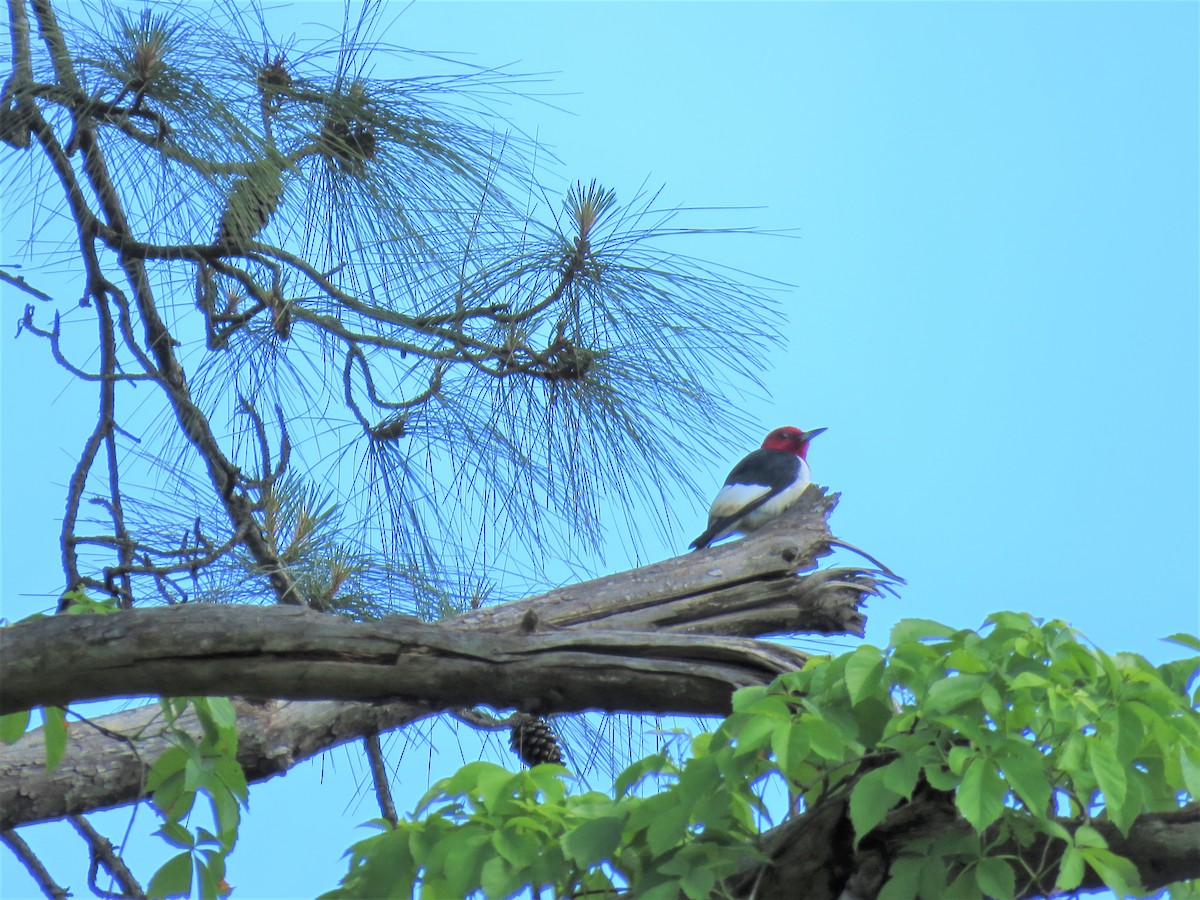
<box><xmin>802</xmin><ymin>427</ymin><xmax>827</xmax><ymax>442</ymax></box>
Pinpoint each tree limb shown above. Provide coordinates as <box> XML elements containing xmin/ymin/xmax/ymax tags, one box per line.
<box><xmin>0</xmin><ymin>604</ymin><xmax>812</xmax><ymax>717</ymax></box>
<box><xmin>0</xmin><ymin>492</ymin><xmax>885</xmax><ymax>828</ymax></box>
<box><xmin>729</xmin><ymin>790</ymin><xmax>1200</xmax><ymax>899</ymax></box>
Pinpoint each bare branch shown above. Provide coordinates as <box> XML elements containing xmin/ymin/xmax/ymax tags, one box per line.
<box><xmin>0</xmin><ymin>495</ymin><xmax>886</xmax><ymax>826</ymax></box>
<box><xmin>0</xmin><ymin>605</ymin><xmax>812</xmax><ymax>717</ymax></box>
<box><xmin>70</xmin><ymin>815</ymin><xmax>146</xmax><ymax>900</ymax></box>
<box><xmin>1</xmin><ymin>268</ymin><xmax>53</xmax><ymax>301</ymax></box>
<box><xmin>0</xmin><ymin>828</ymin><xmax>69</xmax><ymax>900</ymax></box>
<box><xmin>363</xmin><ymin>734</ymin><xmax>398</xmax><ymax>827</ymax></box>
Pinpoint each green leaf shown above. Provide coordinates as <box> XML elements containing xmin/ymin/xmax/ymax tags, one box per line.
<box><xmin>332</xmin><ymin>827</ymin><xmax>413</xmax><ymax>898</ymax></box>
<box><xmin>849</xmin><ymin>767</ymin><xmax>902</xmax><ymax>845</ymax></box>
<box><xmin>208</xmin><ymin>781</ymin><xmax>242</xmax><ymax>848</ymax></box>
<box><xmin>1007</xmin><ymin>671</ymin><xmax>1050</xmax><ymax>691</ymax></box>
<box><xmin>924</xmin><ymin>674</ymin><xmax>988</xmax><ymax>714</ymax></box>
<box><xmin>426</xmin><ymin>827</ymin><xmax>488</xmax><ymax>895</ymax></box>
<box><xmin>946</xmin><ymin>867</ymin><xmax>984</xmax><ymax>900</ymax></box>
<box><xmin>877</xmin><ymin>856</ymin><xmax>922</xmax><ymax>900</ymax></box>
<box><xmin>804</xmin><ymin>716</ymin><xmax>848</xmax><ymax>761</ymax></box>
<box><xmin>60</xmin><ymin>591</ymin><xmax>120</xmax><ymax>614</ymax></box>
<box><xmin>917</xmin><ymin>847</ymin><xmax>952</xmax><ymax>897</ymax></box>
<box><xmin>0</xmin><ymin>710</ymin><xmax>30</xmax><ymax>744</ymax></box>
<box><xmin>147</xmin><ymin>851</ymin><xmax>194</xmax><ymax>899</ymax></box>
<box><xmin>1163</xmin><ymin>633</ymin><xmax>1200</xmax><ymax>652</ymax></box>
<box><xmin>491</xmin><ymin>826</ymin><xmax>538</xmax><ymax>869</ymax></box>
<box><xmin>845</xmin><ymin>646</ymin><xmax>885</xmax><ymax>705</ymax></box>
<box><xmin>730</xmin><ymin>684</ymin><xmax>767</xmax><ymax>711</ymax></box>
<box><xmin>639</xmin><ymin>882</ymin><xmax>686</xmax><ymax>900</ymax></box>
<box><xmin>679</xmin><ymin>863</ymin><xmax>717</xmax><ymax>900</ymax></box>
<box><xmin>478</xmin><ymin>856</ymin><xmax>517</xmax><ymax>899</ymax></box>
<box><xmin>771</xmin><ymin>721</ymin><xmax>809</xmax><ymax>776</ymax></box>
<box><xmin>986</xmin><ymin>611</ymin><xmax>1037</xmax><ymax>632</ymax></box>
<box><xmin>948</xmin><ymin>744</ymin><xmax>976</xmax><ymax>776</ymax></box>
<box><xmin>196</xmin><ymin>855</ymin><xmax>222</xmax><ymax>900</ymax></box>
<box><xmin>1088</xmin><ymin>739</ymin><xmax>1128</xmax><ymax>825</ymax></box>
<box><xmin>880</xmin><ymin>754</ymin><xmax>921</xmax><ymax>801</ymax></box>
<box><xmin>563</xmin><ymin>816</ymin><xmax>624</xmax><ymax>867</ymax></box>
<box><xmin>1111</xmin><ymin>704</ymin><xmax>1145</xmax><ymax>767</ymax></box>
<box><xmin>1055</xmin><ymin>845</ymin><xmax>1085</xmax><ymax>891</ymax></box>
<box><xmin>730</xmin><ymin>714</ymin><xmax>777</xmax><ymax>757</ymax></box>
<box><xmin>736</xmin><ymin>692</ymin><xmax>795</xmax><ymax>721</ymax></box>
<box><xmin>891</xmin><ymin>618</ymin><xmax>957</xmax><ymax>645</ymax></box>
<box><xmin>202</xmin><ymin>696</ymin><xmax>238</xmax><ymax>729</ymax></box>
<box><xmin>944</xmin><ymin>648</ymin><xmax>990</xmax><ymax>674</ymax></box>
<box><xmin>526</xmin><ymin>764</ymin><xmax>570</xmax><ymax>805</ymax></box>
<box><xmin>923</xmin><ymin>762</ymin><xmax>959</xmax><ymax>791</ymax></box>
<box><xmin>156</xmin><ymin>821</ymin><xmax>195</xmax><ymax>850</ymax></box>
<box><xmin>974</xmin><ymin>857</ymin><xmax>1016</xmax><ymax>900</ymax></box>
<box><xmin>646</xmin><ymin>798</ymin><xmax>690</xmax><ymax>855</ymax></box>
<box><xmin>1000</xmin><ymin>750</ymin><xmax>1051</xmax><ymax>816</ymax></box>
<box><xmin>955</xmin><ymin>757</ymin><xmax>1006</xmax><ymax>834</ymax></box>
<box><xmin>615</xmin><ymin>751</ymin><xmax>671</xmax><ymax>797</ymax></box>
<box><xmin>211</xmin><ymin>755</ymin><xmax>249</xmax><ymax>805</ymax></box>
<box><xmin>147</xmin><ymin>746</ymin><xmax>188</xmax><ymax>791</ymax></box>
<box><xmin>42</xmin><ymin>706</ymin><xmax>67</xmax><ymax>772</ymax></box>
<box><xmin>1180</xmin><ymin>744</ymin><xmax>1200</xmax><ymax>798</ymax></box>
<box><xmin>1073</xmin><ymin>823</ymin><xmax>1108</xmax><ymax>849</ymax></box>
<box><xmin>1078</xmin><ymin>847</ymin><xmax>1143</xmax><ymax>897</ymax></box>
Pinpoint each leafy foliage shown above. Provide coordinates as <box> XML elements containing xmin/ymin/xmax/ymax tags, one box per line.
<box><xmin>144</xmin><ymin>697</ymin><xmax>245</xmax><ymax>900</ymax></box>
<box><xmin>324</xmin><ymin>613</ymin><xmax>1200</xmax><ymax>898</ymax></box>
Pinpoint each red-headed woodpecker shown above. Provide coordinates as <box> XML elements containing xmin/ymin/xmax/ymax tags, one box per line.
<box><xmin>689</xmin><ymin>426</ymin><xmax>827</xmax><ymax>550</ymax></box>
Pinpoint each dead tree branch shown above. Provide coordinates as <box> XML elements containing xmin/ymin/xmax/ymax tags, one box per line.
<box><xmin>0</xmin><ymin>604</ymin><xmax>813</xmax><ymax>716</ymax></box>
<box><xmin>0</xmin><ymin>492</ymin><xmax>888</xmax><ymax>828</ymax></box>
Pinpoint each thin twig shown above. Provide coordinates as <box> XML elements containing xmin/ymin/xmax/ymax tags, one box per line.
<box><xmin>825</xmin><ymin>538</ymin><xmax>906</xmax><ymax>584</ymax></box>
<box><xmin>450</xmin><ymin>707</ymin><xmax>515</xmax><ymax>730</ymax></box>
<box><xmin>69</xmin><ymin>815</ymin><xmax>145</xmax><ymax>899</ymax></box>
<box><xmin>363</xmin><ymin>733</ymin><xmax>398</xmax><ymax>826</ymax></box>
<box><xmin>0</xmin><ymin>268</ymin><xmax>53</xmax><ymax>301</ymax></box>
<box><xmin>0</xmin><ymin>828</ymin><xmax>69</xmax><ymax>900</ymax></box>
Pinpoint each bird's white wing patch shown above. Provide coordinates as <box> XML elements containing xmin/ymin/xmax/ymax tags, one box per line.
<box><xmin>708</xmin><ymin>483</ymin><xmax>771</xmax><ymax>521</ymax></box>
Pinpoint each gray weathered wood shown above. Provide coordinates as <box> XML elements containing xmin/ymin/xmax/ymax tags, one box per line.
<box><xmin>0</xmin><ymin>486</ymin><xmax>892</xmax><ymax>828</ymax></box>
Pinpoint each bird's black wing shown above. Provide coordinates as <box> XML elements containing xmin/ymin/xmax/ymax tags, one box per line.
<box><xmin>689</xmin><ymin>449</ymin><xmax>801</xmax><ymax>550</ymax></box>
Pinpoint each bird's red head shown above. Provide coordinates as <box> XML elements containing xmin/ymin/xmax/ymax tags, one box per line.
<box><xmin>761</xmin><ymin>425</ymin><xmax>827</xmax><ymax>458</ymax></box>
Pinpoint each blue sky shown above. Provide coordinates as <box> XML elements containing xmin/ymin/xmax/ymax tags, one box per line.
<box><xmin>2</xmin><ymin>2</ymin><xmax>1197</xmax><ymax>897</ymax></box>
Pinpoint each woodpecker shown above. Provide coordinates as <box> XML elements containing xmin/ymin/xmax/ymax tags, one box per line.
<box><xmin>689</xmin><ymin>425</ymin><xmax>827</xmax><ymax>550</ymax></box>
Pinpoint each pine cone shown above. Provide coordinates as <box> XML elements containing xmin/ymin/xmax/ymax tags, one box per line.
<box><xmin>509</xmin><ymin>714</ymin><xmax>563</xmax><ymax>767</ymax></box>
<box><xmin>217</xmin><ymin>160</ymin><xmax>284</xmax><ymax>245</ymax></box>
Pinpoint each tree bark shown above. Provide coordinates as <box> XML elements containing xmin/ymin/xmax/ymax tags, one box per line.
<box><xmin>1</xmin><ymin>488</ymin><xmax>884</xmax><ymax>827</ymax></box>
<box><xmin>729</xmin><ymin>789</ymin><xmax>1200</xmax><ymax>899</ymax></box>
<box><xmin>1</xmin><ymin>605</ymin><xmax>813</xmax><ymax>716</ymax></box>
